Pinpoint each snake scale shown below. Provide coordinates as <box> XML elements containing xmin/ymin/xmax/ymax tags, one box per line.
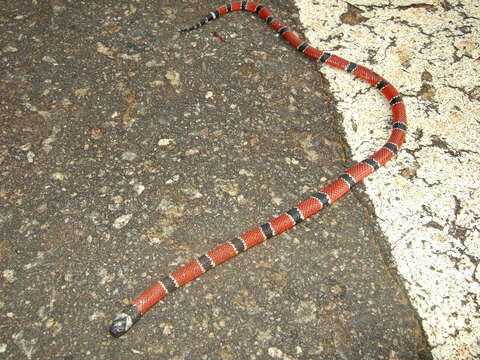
<box><xmin>110</xmin><ymin>1</ymin><xmax>407</xmax><ymax>337</ymax></box>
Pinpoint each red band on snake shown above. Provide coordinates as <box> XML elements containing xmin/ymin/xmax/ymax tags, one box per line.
<box><xmin>110</xmin><ymin>1</ymin><xmax>407</xmax><ymax>337</ymax></box>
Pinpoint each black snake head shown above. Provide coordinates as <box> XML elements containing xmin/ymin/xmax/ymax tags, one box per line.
<box><xmin>109</xmin><ymin>304</ymin><xmax>142</xmax><ymax>337</ymax></box>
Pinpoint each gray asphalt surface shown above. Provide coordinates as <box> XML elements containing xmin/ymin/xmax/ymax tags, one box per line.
<box><xmin>1</xmin><ymin>0</ymin><xmax>432</xmax><ymax>359</ymax></box>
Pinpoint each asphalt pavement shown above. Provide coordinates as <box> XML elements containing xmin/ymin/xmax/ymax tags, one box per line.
<box><xmin>1</xmin><ymin>1</ymin><xmax>432</xmax><ymax>359</ymax></box>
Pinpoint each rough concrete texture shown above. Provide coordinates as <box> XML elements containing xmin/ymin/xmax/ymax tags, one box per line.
<box><xmin>0</xmin><ymin>0</ymin><xmax>440</xmax><ymax>359</ymax></box>
<box><xmin>295</xmin><ymin>0</ymin><xmax>480</xmax><ymax>359</ymax></box>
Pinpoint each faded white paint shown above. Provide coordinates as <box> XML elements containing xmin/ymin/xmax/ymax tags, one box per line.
<box><xmin>295</xmin><ymin>0</ymin><xmax>480</xmax><ymax>359</ymax></box>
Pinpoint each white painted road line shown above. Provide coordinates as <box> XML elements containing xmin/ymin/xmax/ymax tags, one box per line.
<box><xmin>295</xmin><ymin>1</ymin><xmax>480</xmax><ymax>359</ymax></box>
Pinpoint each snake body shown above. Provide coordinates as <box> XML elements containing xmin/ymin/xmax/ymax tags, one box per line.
<box><xmin>110</xmin><ymin>1</ymin><xmax>407</xmax><ymax>337</ymax></box>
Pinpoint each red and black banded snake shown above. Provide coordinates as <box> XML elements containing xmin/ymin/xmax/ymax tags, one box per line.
<box><xmin>110</xmin><ymin>1</ymin><xmax>407</xmax><ymax>337</ymax></box>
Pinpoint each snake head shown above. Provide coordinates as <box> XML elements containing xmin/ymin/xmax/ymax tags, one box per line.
<box><xmin>109</xmin><ymin>305</ymin><xmax>142</xmax><ymax>337</ymax></box>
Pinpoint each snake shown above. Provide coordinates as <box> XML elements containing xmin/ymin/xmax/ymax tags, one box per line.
<box><xmin>110</xmin><ymin>0</ymin><xmax>407</xmax><ymax>337</ymax></box>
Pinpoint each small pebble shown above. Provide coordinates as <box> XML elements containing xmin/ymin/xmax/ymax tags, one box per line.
<box><xmin>133</xmin><ymin>183</ymin><xmax>145</xmax><ymax>195</ymax></box>
<box><xmin>2</xmin><ymin>269</ymin><xmax>16</xmax><ymax>283</ymax></box>
<box><xmin>50</xmin><ymin>172</ymin><xmax>66</xmax><ymax>181</ymax></box>
<box><xmin>158</xmin><ymin>138</ymin><xmax>174</xmax><ymax>146</ymax></box>
<box><xmin>113</xmin><ymin>214</ymin><xmax>132</xmax><ymax>229</ymax></box>
<box><xmin>121</xmin><ymin>151</ymin><xmax>137</xmax><ymax>161</ymax></box>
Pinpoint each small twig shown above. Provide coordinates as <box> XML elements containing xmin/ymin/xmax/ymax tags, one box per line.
<box><xmin>213</xmin><ymin>30</ymin><xmax>229</xmax><ymax>43</ymax></box>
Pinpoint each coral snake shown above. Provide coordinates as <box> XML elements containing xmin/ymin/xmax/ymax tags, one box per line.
<box><xmin>110</xmin><ymin>1</ymin><xmax>407</xmax><ymax>337</ymax></box>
